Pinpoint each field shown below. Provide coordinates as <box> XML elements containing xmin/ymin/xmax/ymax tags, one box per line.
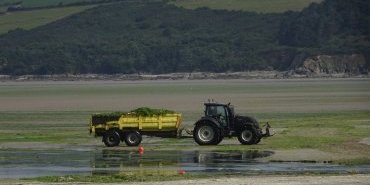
<box><xmin>172</xmin><ymin>0</ymin><xmax>323</xmax><ymax>13</ymax></box>
<box><xmin>0</xmin><ymin>79</ymin><xmax>369</xmax><ymax>183</ymax></box>
<box><xmin>0</xmin><ymin>0</ymin><xmax>104</xmax><ymax>35</ymax></box>
<box><xmin>0</xmin><ymin>0</ymin><xmax>99</xmax><ymax>7</ymax></box>
<box><xmin>0</xmin><ymin>5</ymin><xmax>94</xmax><ymax>34</ymax></box>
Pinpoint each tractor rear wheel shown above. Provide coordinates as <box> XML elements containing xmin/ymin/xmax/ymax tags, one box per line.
<box><xmin>124</xmin><ymin>131</ymin><xmax>142</xmax><ymax>146</ymax></box>
<box><xmin>254</xmin><ymin>138</ymin><xmax>261</xmax><ymax>144</ymax></box>
<box><xmin>238</xmin><ymin>127</ymin><xmax>258</xmax><ymax>145</ymax></box>
<box><xmin>193</xmin><ymin>123</ymin><xmax>220</xmax><ymax>145</ymax></box>
<box><xmin>213</xmin><ymin>135</ymin><xmax>224</xmax><ymax>145</ymax></box>
<box><xmin>103</xmin><ymin>130</ymin><xmax>120</xmax><ymax>147</ymax></box>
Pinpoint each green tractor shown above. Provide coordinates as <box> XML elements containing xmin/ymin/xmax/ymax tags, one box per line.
<box><xmin>193</xmin><ymin>102</ymin><xmax>272</xmax><ymax>145</ymax></box>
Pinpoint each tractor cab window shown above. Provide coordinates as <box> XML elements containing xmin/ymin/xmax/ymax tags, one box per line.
<box><xmin>206</xmin><ymin>105</ymin><xmax>227</xmax><ymax>126</ymax></box>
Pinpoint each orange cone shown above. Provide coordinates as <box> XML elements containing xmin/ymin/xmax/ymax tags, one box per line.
<box><xmin>138</xmin><ymin>146</ymin><xmax>144</xmax><ymax>154</ymax></box>
<box><xmin>178</xmin><ymin>169</ymin><xmax>186</xmax><ymax>175</ymax></box>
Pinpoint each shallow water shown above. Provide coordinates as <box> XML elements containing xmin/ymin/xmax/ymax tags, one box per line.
<box><xmin>0</xmin><ymin>148</ymin><xmax>369</xmax><ymax>179</ymax></box>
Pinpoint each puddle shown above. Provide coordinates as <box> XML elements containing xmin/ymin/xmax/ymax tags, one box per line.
<box><xmin>0</xmin><ymin>149</ymin><xmax>369</xmax><ymax>179</ymax></box>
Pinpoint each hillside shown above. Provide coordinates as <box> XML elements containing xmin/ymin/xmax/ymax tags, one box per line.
<box><xmin>171</xmin><ymin>0</ymin><xmax>323</xmax><ymax>13</ymax></box>
<box><xmin>0</xmin><ymin>0</ymin><xmax>369</xmax><ymax>75</ymax></box>
<box><xmin>0</xmin><ymin>5</ymin><xmax>94</xmax><ymax>35</ymax></box>
<box><xmin>0</xmin><ymin>0</ymin><xmax>321</xmax><ymax>36</ymax></box>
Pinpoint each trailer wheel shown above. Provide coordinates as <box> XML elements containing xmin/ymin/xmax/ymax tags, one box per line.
<box><xmin>238</xmin><ymin>127</ymin><xmax>258</xmax><ymax>145</ymax></box>
<box><xmin>124</xmin><ymin>131</ymin><xmax>142</xmax><ymax>146</ymax></box>
<box><xmin>103</xmin><ymin>130</ymin><xmax>120</xmax><ymax>147</ymax></box>
<box><xmin>193</xmin><ymin>123</ymin><xmax>220</xmax><ymax>145</ymax></box>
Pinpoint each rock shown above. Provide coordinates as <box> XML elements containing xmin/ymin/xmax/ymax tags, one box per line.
<box><xmin>302</xmin><ymin>54</ymin><xmax>366</xmax><ymax>75</ymax></box>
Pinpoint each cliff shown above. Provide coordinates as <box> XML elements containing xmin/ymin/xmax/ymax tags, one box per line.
<box><xmin>294</xmin><ymin>54</ymin><xmax>367</xmax><ymax>75</ymax></box>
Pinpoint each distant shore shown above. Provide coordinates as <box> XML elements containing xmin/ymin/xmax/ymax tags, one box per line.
<box><xmin>1</xmin><ymin>71</ymin><xmax>369</xmax><ymax>81</ymax></box>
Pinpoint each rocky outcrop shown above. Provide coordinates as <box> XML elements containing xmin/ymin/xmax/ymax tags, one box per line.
<box><xmin>300</xmin><ymin>54</ymin><xmax>366</xmax><ymax>75</ymax></box>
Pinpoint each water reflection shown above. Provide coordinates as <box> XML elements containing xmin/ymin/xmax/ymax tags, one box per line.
<box><xmin>192</xmin><ymin>150</ymin><xmax>273</xmax><ymax>164</ymax></box>
<box><xmin>92</xmin><ymin>150</ymin><xmax>273</xmax><ymax>175</ymax></box>
<box><xmin>0</xmin><ymin>148</ymin><xmax>369</xmax><ymax>179</ymax></box>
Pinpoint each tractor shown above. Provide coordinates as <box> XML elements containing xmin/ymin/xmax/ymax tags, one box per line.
<box><xmin>193</xmin><ymin>102</ymin><xmax>272</xmax><ymax>145</ymax></box>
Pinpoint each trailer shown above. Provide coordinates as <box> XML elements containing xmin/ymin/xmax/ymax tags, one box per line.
<box><xmin>89</xmin><ymin>108</ymin><xmax>182</xmax><ymax>147</ymax></box>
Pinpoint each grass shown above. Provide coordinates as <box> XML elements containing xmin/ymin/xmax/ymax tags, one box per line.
<box><xmin>0</xmin><ymin>0</ymin><xmax>100</xmax><ymax>8</ymax></box>
<box><xmin>0</xmin><ymin>5</ymin><xmax>94</xmax><ymax>35</ymax></box>
<box><xmin>0</xmin><ymin>111</ymin><xmax>91</xmax><ymax>144</ymax></box>
<box><xmin>0</xmin><ymin>0</ymin><xmax>19</xmax><ymax>6</ymax></box>
<box><xmin>25</xmin><ymin>170</ymin><xmax>201</xmax><ymax>183</ymax></box>
<box><xmin>0</xmin><ymin>111</ymin><xmax>368</xmax><ymax>149</ymax></box>
<box><xmin>336</xmin><ymin>158</ymin><xmax>370</xmax><ymax>166</ymax></box>
<box><xmin>22</xmin><ymin>170</ymin><xmax>370</xmax><ymax>183</ymax></box>
<box><xmin>172</xmin><ymin>0</ymin><xmax>323</xmax><ymax>13</ymax></box>
<box><xmin>216</xmin><ymin>111</ymin><xmax>370</xmax><ymax>150</ymax></box>
<box><xmin>22</xmin><ymin>172</ymin><xmax>343</xmax><ymax>183</ymax></box>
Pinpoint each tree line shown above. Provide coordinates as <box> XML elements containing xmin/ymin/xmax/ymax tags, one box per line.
<box><xmin>0</xmin><ymin>0</ymin><xmax>368</xmax><ymax>75</ymax></box>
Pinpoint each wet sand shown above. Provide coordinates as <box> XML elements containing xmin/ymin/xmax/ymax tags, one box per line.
<box><xmin>1</xmin><ymin>78</ymin><xmax>369</xmax><ymax>113</ymax></box>
<box><xmin>2</xmin><ymin>175</ymin><xmax>370</xmax><ymax>185</ymax></box>
<box><xmin>117</xmin><ymin>175</ymin><xmax>370</xmax><ymax>185</ymax></box>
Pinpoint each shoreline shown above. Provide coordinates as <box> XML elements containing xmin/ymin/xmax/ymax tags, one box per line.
<box><xmin>1</xmin><ymin>71</ymin><xmax>369</xmax><ymax>81</ymax></box>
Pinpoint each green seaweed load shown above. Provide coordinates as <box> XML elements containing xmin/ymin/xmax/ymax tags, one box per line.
<box><xmin>130</xmin><ymin>107</ymin><xmax>175</xmax><ymax>116</ymax></box>
<box><xmin>91</xmin><ymin>107</ymin><xmax>176</xmax><ymax>125</ymax></box>
<box><xmin>91</xmin><ymin>112</ymin><xmax>126</xmax><ymax>125</ymax></box>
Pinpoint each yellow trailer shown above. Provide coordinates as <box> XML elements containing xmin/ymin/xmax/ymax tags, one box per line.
<box><xmin>89</xmin><ymin>110</ymin><xmax>182</xmax><ymax>147</ymax></box>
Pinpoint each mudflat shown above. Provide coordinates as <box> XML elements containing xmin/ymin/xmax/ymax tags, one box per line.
<box><xmin>1</xmin><ymin>78</ymin><xmax>369</xmax><ymax>113</ymax></box>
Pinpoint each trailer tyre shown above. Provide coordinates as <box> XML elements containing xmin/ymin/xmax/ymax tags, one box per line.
<box><xmin>193</xmin><ymin>123</ymin><xmax>220</xmax><ymax>145</ymax></box>
<box><xmin>103</xmin><ymin>130</ymin><xmax>120</xmax><ymax>147</ymax></box>
<box><xmin>238</xmin><ymin>127</ymin><xmax>258</xmax><ymax>145</ymax></box>
<box><xmin>124</xmin><ymin>131</ymin><xmax>142</xmax><ymax>146</ymax></box>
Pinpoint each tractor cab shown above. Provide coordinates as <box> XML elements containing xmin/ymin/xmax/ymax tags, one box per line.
<box><xmin>204</xmin><ymin>103</ymin><xmax>234</xmax><ymax>129</ymax></box>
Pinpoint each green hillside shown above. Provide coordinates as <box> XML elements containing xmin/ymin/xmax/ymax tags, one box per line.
<box><xmin>0</xmin><ymin>0</ymin><xmax>368</xmax><ymax>75</ymax></box>
<box><xmin>0</xmin><ymin>0</ymin><xmax>104</xmax><ymax>8</ymax></box>
<box><xmin>0</xmin><ymin>0</ymin><xmax>321</xmax><ymax>36</ymax></box>
<box><xmin>0</xmin><ymin>6</ymin><xmax>94</xmax><ymax>35</ymax></box>
<box><xmin>172</xmin><ymin>0</ymin><xmax>323</xmax><ymax>13</ymax></box>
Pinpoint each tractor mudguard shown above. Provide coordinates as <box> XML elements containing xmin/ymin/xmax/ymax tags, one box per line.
<box><xmin>194</xmin><ymin>117</ymin><xmax>223</xmax><ymax>129</ymax></box>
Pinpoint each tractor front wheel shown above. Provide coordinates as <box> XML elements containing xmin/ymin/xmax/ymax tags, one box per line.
<box><xmin>238</xmin><ymin>128</ymin><xmax>258</xmax><ymax>145</ymax></box>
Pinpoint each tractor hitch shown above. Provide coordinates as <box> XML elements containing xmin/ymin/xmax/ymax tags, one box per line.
<box><xmin>262</xmin><ymin>122</ymin><xmax>274</xmax><ymax>137</ymax></box>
